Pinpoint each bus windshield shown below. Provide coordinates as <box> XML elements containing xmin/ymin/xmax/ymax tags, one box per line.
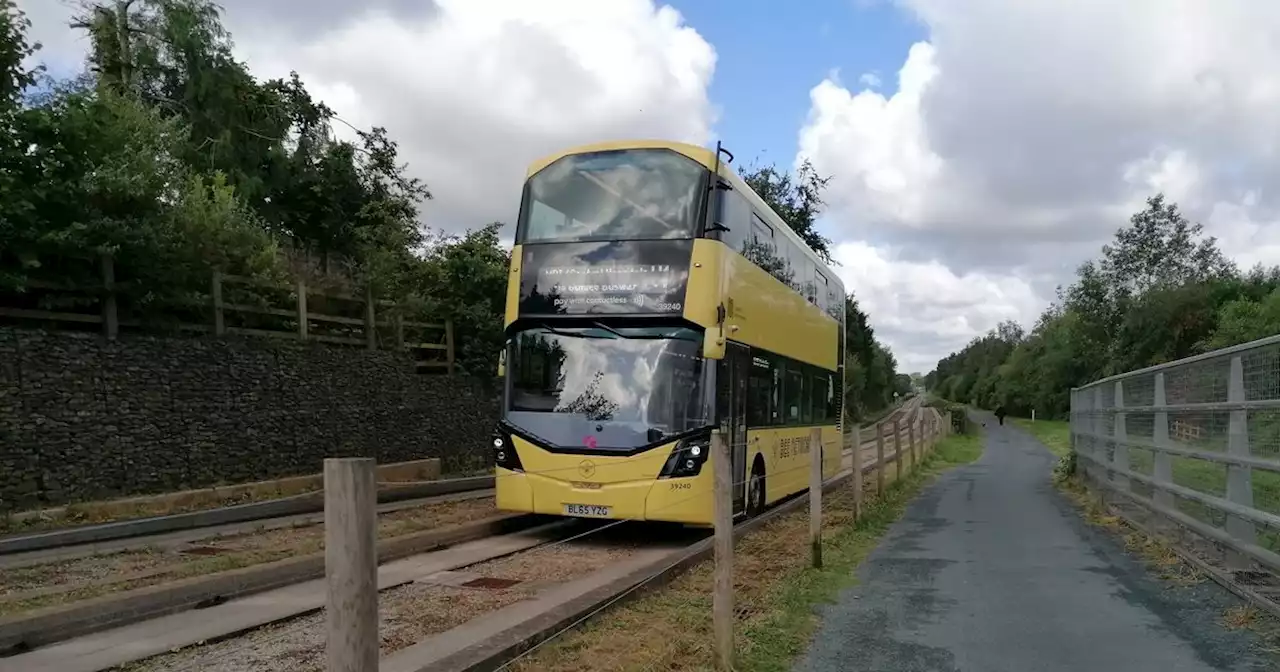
<box><xmin>505</xmin><ymin>324</ymin><xmax>713</xmax><ymax>450</ymax></box>
<box><xmin>517</xmin><ymin>148</ymin><xmax>707</xmax><ymax>244</ymax></box>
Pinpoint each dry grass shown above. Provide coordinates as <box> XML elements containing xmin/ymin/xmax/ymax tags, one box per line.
<box><xmin>0</xmin><ymin>497</ymin><xmax>498</xmax><ymax>615</ymax></box>
<box><xmin>1</xmin><ymin>460</ymin><xmax>469</xmax><ymax>536</ymax></box>
<box><xmin>1224</xmin><ymin>605</ymin><xmax>1261</xmax><ymax>630</ymax></box>
<box><xmin>509</xmin><ymin>431</ymin><xmax>984</xmax><ymax>672</ymax></box>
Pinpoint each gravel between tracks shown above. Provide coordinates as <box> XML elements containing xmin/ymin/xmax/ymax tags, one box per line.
<box><xmin>0</xmin><ymin>497</ymin><xmax>498</xmax><ymax>615</ymax></box>
<box><xmin>116</xmin><ymin>537</ymin><xmax>645</xmax><ymax>672</ymax></box>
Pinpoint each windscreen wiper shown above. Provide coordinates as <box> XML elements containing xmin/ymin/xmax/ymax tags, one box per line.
<box><xmin>535</xmin><ymin>322</ymin><xmax>610</xmax><ymax>339</ymax></box>
<box><xmin>589</xmin><ymin>321</ymin><xmax>701</xmax><ymax>343</ymax></box>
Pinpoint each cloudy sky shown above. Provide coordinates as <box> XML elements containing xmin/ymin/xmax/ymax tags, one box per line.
<box><xmin>18</xmin><ymin>0</ymin><xmax>1280</xmax><ymax>374</ymax></box>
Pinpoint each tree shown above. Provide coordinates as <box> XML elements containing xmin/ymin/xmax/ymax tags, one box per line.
<box><xmin>1100</xmin><ymin>194</ymin><xmax>1236</xmax><ymax>294</ymax></box>
<box><xmin>740</xmin><ymin>159</ymin><xmax>835</xmax><ymax>263</ymax></box>
<box><xmin>928</xmin><ymin>194</ymin><xmax>1280</xmax><ymax>420</ymax></box>
<box><xmin>408</xmin><ymin>223</ymin><xmax>511</xmax><ymax>376</ymax></box>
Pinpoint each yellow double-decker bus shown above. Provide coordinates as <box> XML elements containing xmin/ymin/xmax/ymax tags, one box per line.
<box><xmin>492</xmin><ymin>140</ymin><xmax>845</xmax><ymax>526</ymax></box>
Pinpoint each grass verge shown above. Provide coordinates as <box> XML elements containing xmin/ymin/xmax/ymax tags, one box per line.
<box><xmin>1011</xmin><ymin>417</ymin><xmax>1070</xmax><ymax>457</ymax></box>
<box><xmin>511</xmin><ymin>430</ymin><xmax>984</xmax><ymax>672</ymax></box>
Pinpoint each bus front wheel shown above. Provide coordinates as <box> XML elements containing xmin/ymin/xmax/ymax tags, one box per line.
<box><xmin>747</xmin><ymin>460</ymin><xmax>766</xmax><ymax>517</ymax></box>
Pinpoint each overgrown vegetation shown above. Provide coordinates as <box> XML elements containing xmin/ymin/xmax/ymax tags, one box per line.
<box><xmin>927</xmin><ymin>194</ymin><xmax>1280</xmax><ymax>418</ymax></box>
<box><xmin>1</xmin><ymin>0</ymin><xmax>507</xmax><ymax>371</ymax></box>
<box><xmin>2</xmin><ymin>1</ymin><xmax>908</xmax><ymax>388</ymax></box>
<box><xmin>513</xmin><ymin>430</ymin><xmax>983</xmax><ymax>671</ymax></box>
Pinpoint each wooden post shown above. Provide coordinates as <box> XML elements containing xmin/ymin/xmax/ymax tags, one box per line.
<box><xmin>445</xmin><ymin>319</ymin><xmax>456</xmax><ymax>375</ymax></box>
<box><xmin>364</xmin><ymin>285</ymin><xmax>377</xmax><ymax>351</ymax></box>
<box><xmin>851</xmin><ymin>422</ymin><xmax>864</xmax><ymax>522</ymax></box>
<box><xmin>908</xmin><ymin>420</ymin><xmax>918</xmax><ymax>471</ymax></box>
<box><xmin>809</xmin><ymin>427</ymin><xmax>823</xmax><ymax>569</ymax></box>
<box><xmin>212</xmin><ymin>271</ymin><xmax>225</xmax><ymax>336</ymax></box>
<box><xmin>297</xmin><ymin>280</ymin><xmax>308</xmax><ymax>340</ymax></box>
<box><xmin>875</xmin><ymin>422</ymin><xmax>887</xmax><ymax>495</ymax></box>
<box><xmin>394</xmin><ymin>312</ymin><xmax>405</xmax><ymax>351</ymax></box>
<box><xmin>893</xmin><ymin>419</ymin><xmax>903</xmax><ymax>482</ymax></box>
<box><xmin>711</xmin><ymin>430</ymin><xmax>733</xmax><ymax>671</ymax></box>
<box><xmin>100</xmin><ymin>253</ymin><xmax>118</xmax><ymax>341</ymax></box>
<box><xmin>324</xmin><ymin>458</ymin><xmax>378</xmax><ymax>672</ymax></box>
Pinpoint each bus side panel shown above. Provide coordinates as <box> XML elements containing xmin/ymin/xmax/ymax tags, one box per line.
<box><xmin>749</xmin><ymin>425</ymin><xmax>835</xmax><ymax>505</ymax></box>
<box><xmin>747</xmin><ymin>423</ymin><xmax>844</xmax><ymax>505</ymax></box>
<box><xmin>685</xmin><ymin>242</ymin><xmax>838</xmax><ymax>372</ymax></box>
<box><xmin>825</xmin><ymin>425</ymin><xmax>843</xmax><ymax>480</ymax></box>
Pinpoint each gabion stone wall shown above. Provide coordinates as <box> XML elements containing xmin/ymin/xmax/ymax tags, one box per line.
<box><xmin>0</xmin><ymin>327</ymin><xmax>501</xmax><ymax>511</ymax></box>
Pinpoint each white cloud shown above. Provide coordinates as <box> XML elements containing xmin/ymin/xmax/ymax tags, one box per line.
<box><xmin>20</xmin><ymin>0</ymin><xmax>718</xmax><ymax>235</ymax></box>
<box><xmin>832</xmin><ymin>242</ymin><xmax>1042</xmax><ymax>374</ymax></box>
<box><xmin>801</xmin><ymin>0</ymin><xmax>1280</xmax><ymax>370</ymax></box>
<box><xmin>857</xmin><ymin>72</ymin><xmax>881</xmax><ymax>88</ymax></box>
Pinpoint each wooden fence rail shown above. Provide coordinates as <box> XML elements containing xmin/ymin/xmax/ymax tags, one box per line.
<box><xmin>1</xmin><ymin>256</ymin><xmax>455</xmax><ymax>374</ymax></box>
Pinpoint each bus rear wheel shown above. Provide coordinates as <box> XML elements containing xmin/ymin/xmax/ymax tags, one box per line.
<box><xmin>746</xmin><ymin>462</ymin><xmax>766</xmax><ymax>517</ymax></box>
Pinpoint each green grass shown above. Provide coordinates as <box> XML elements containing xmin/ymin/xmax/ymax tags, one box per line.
<box><xmin>513</xmin><ymin>430</ymin><xmax>985</xmax><ymax>672</ymax></box>
<box><xmin>1012</xmin><ymin>417</ymin><xmax>1072</xmax><ymax>457</ymax></box>
<box><xmin>736</xmin><ymin>431</ymin><xmax>984</xmax><ymax>671</ymax></box>
<box><xmin>1014</xmin><ymin>417</ymin><xmax>1280</xmax><ymax>552</ymax></box>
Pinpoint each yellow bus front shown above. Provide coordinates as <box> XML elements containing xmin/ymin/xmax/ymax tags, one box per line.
<box><xmin>492</xmin><ymin>142</ymin><xmax>724</xmax><ymax>526</ymax></box>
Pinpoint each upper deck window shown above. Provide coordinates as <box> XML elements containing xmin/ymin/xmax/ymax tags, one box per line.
<box><xmin>517</xmin><ymin>149</ymin><xmax>707</xmax><ymax>244</ymax></box>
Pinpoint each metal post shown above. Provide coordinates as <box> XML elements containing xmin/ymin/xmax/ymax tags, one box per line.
<box><xmin>810</xmin><ymin>428</ymin><xmax>823</xmax><ymax>569</ymax></box>
<box><xmin>711</xmin><ymin>430</ymin><xmax>733</xmax><ymax>671</ymax></box>
<box><xmin>1152</xmin><ymin>373</ymin><xmax>1175</xmax><ymax>532</ymax></box>
<box><xmin>1092</xmin><ymin>387</ymin><xmax>1104</xmax><ymax>485</ymax></box>
<box><xmin>1113</xmin><ymin>381</ymin><xmax>1130</xmax><ymax>493</ymax></box>
<box><xmin>1226</xmin><ymin>356</ymin><xmax>1256</xmax><ymax>569</ymax></box>
<box><xmin>325</xmin><ymin>458</ymin><xmax>378</xmax><ymax>672</ymax></box>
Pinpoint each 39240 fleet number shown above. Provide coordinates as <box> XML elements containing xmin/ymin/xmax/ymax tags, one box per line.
<box><xmin>669</xmin><ymin>482</ymin><xmax>692</xmax><ymax>491</ymax></box>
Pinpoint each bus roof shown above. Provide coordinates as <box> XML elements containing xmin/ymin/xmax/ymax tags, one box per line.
<box><xmin>525</xmin><ymin>139</ymin><xmax>845</xmax><ymax>294</ymax></box>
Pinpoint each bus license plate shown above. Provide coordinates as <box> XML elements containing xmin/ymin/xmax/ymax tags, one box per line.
<box><xmin>564</xmin><ymin>503</ymin><xmax>611</xmax><ymax>518</ymax></box>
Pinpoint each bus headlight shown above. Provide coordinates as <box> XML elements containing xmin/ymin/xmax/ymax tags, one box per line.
<box><xmin>658</xmin><ymin>435</ymin><xmax>711</xmax><ymax>479</ymax></box>
<box><xmin>493</xmin><ymin>430</ymin><xmax>524</xmax><ymax>471</ymax></box>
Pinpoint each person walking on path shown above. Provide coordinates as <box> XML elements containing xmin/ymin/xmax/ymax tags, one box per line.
<box><xmin>994</xmin><ymin>404</ymin><xmax>1007</xmax><ymax>425</ymax></box>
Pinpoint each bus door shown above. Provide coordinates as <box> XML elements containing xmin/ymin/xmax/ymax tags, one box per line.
<box><xmin>724</xmin><ymin>342</ymin><xmax>751</xmax><ymax>513</ymax></box>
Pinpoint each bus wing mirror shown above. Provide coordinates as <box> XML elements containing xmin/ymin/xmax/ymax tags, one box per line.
<box><xmin>703</xmin><ymin>327</ymin><xmax>726</xmax><ymax>360</ymax></box>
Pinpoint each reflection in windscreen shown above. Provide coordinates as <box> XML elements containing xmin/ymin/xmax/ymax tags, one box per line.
<box><xmin>506</xmin><ymin>325</ymin><xmax>712</xmax><ymax>450</ymax></box>
<box><xmin>519</xmin><ymin>149</ymin><xmax>706</xmax><ymax>243</ymax></box>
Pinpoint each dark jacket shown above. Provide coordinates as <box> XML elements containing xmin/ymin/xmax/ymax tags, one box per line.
<box><xmin>994</xmin><ymin>405</ymin><xmax>1007</xmax><ymax>418</ymax></box>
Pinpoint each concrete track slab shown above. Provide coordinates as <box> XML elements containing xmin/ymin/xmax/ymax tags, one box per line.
<box><xmin>0</xmin><ymin>522</ymin><xmax>565</xmax><ymax>672</ymax></box>
<box><xmin>381</xmin><ymin>543</ymin><xmax>684</xmax><ymax>672</ymax></box>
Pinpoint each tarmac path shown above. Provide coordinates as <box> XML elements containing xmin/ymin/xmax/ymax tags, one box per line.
<box><xmin>796</xmin><ymin>411</ymin><xmax>1277</xmax><ymax>672</ymax></box>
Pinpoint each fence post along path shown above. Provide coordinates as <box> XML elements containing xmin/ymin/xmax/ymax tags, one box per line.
<box><xmin>324</xmin><ymin>458</ymin><xmax>378</xmax><ymax>672</ymax></box>
<box><xmin>810</xmin><ymin>427</ymin><xmax>823</xmax><ymax>569</ymax></box>
<box><xmin>1069</xmin><ymin>335</ymin><xmax>1280</xmax><ymax>582</ymax></box>
<box><xmin>711</xmin><ymin>429</ymin><xmax>734</xmax><ymax>672</ymax></box>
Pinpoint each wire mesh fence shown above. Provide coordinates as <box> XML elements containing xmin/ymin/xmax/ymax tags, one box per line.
<box><xmin>1070</xmin><ymin>333</ymin><xmax>1280</xmax><ymax>573</ymax></box>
